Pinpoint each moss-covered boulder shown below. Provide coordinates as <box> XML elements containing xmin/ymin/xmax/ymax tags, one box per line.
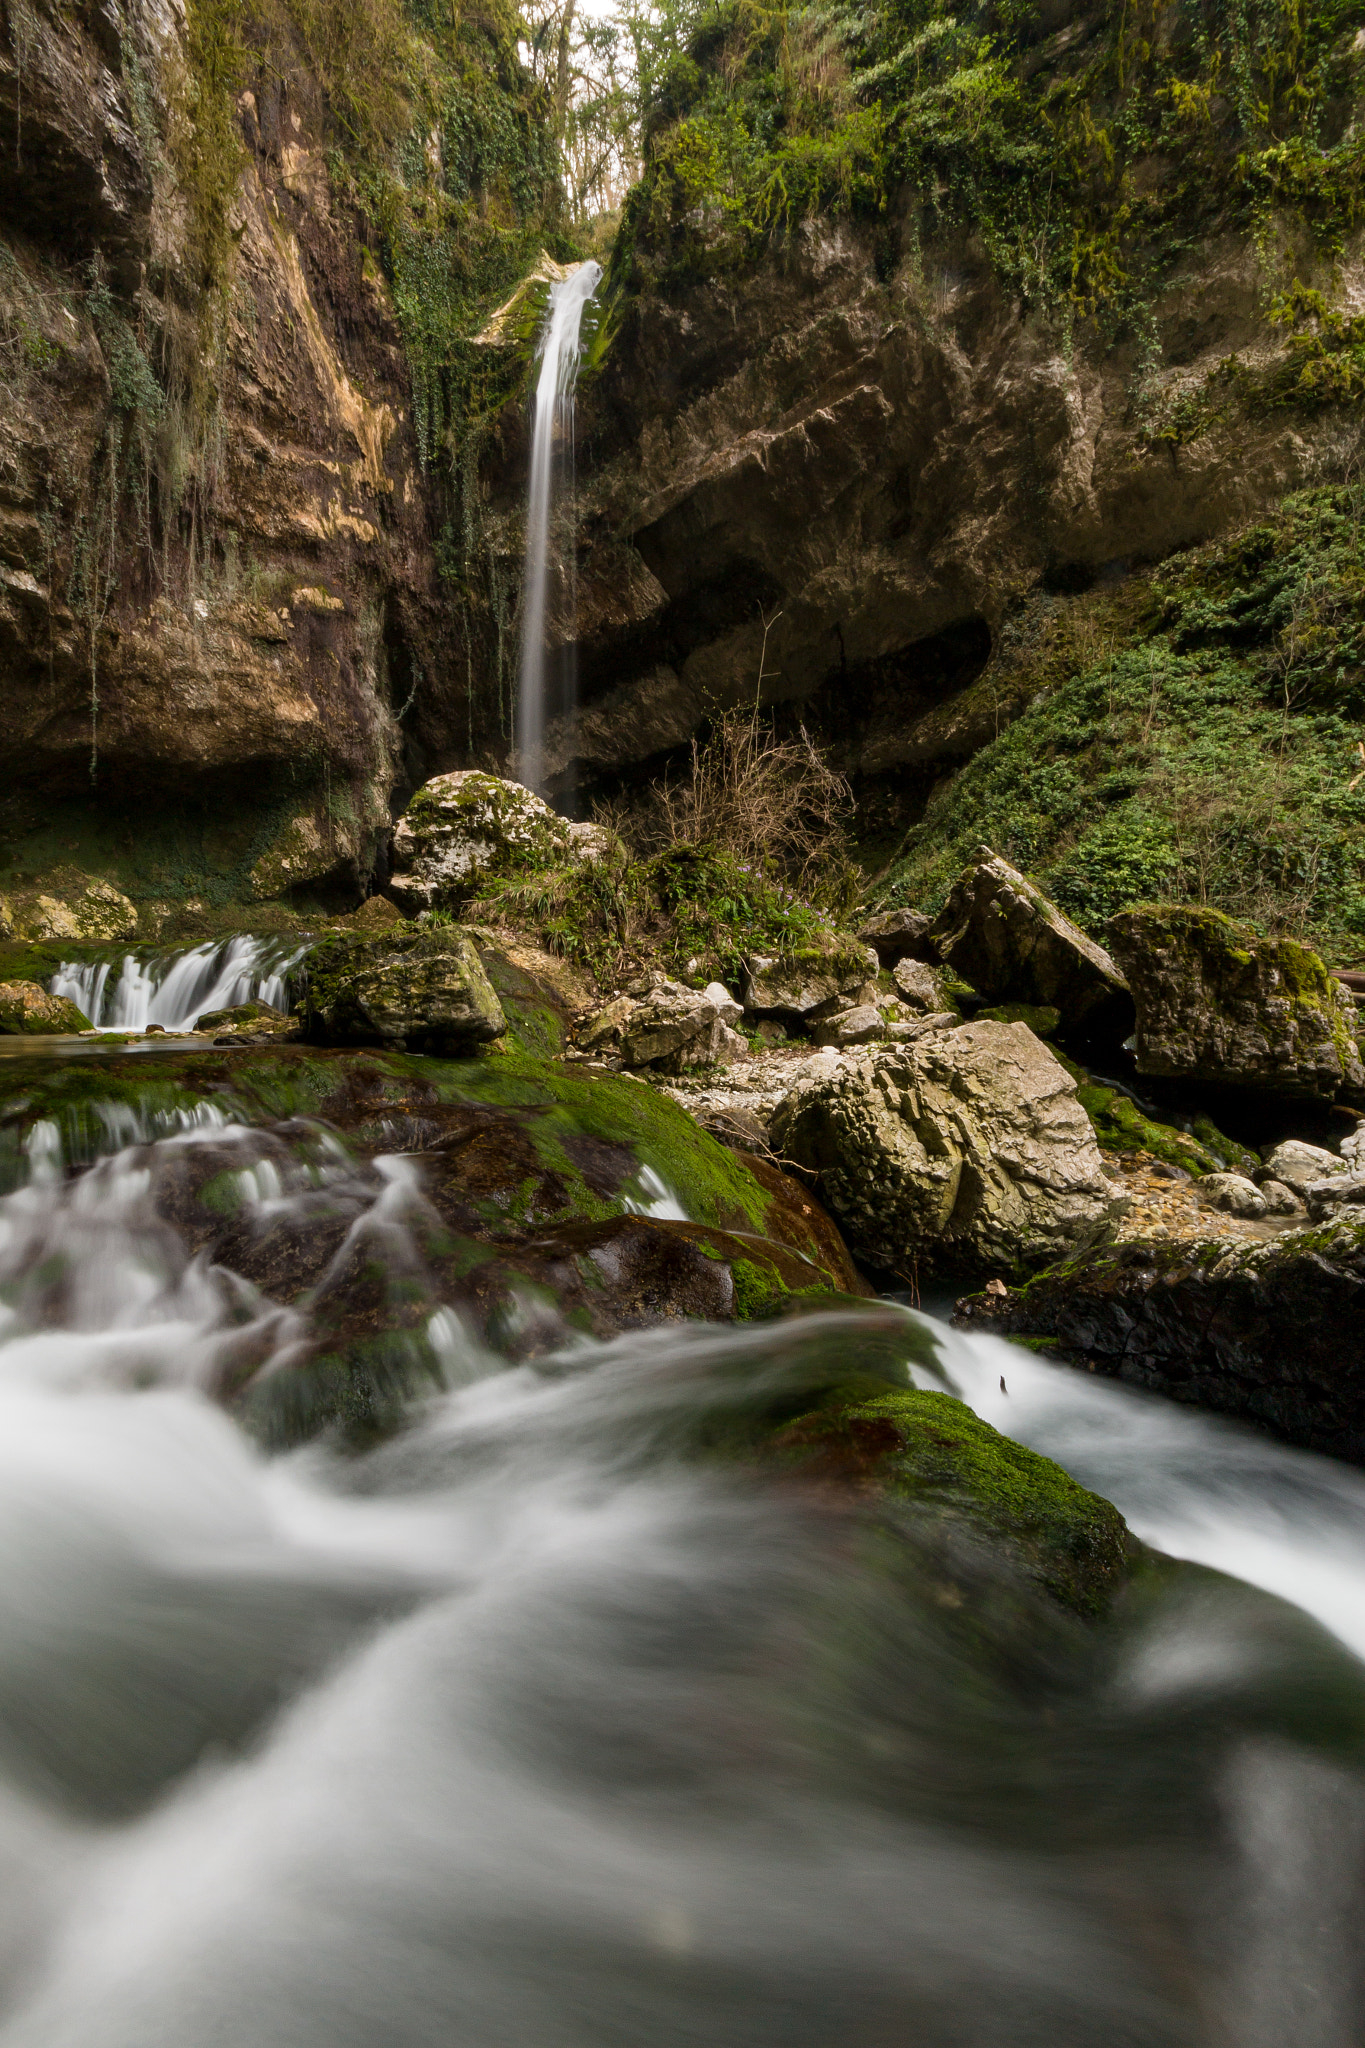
<box><xmin>771</xmin><ymin>1022</ymin><xmax>1123</xmax><ymax>1279</ymax></box>
<box><xmin>388</xmin><ymin>771</ymin><xmax>571</xmax><ymax>913</ymax></box>
<box><xmin>1107</xmin><ymin>905</ymin><xmax>1364</xmax><ymax>1102</ymax></box>
<box><xmin>301</xmin><ymin>926</ymin><xmax>506</xmax><ymax>1053</ymax></box>
<box><xmin>771</xmin><ymin>1386</ymin><xmax>1131</xmax><ymax>1615</ymax></box>
<box><xmin>197</xmin><ymin>1000</ymin><xmax>296</xmax><ymax>1039</ymax></box>
<box><xmin>930</xmin><ymin>848</ymin><xmax>1130</xmax><ymax>1029</ymax></box>
<box><xmin>0</xmin><ymin>979</ymin><xmax>90</xmax><ymax>1034</ymax></box>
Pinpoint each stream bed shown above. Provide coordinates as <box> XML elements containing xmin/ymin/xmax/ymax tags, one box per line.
<box><xmin>0</xmin><ymin>1092</ymin><xmax>1362</xmax><ymax>2044</ymax></box>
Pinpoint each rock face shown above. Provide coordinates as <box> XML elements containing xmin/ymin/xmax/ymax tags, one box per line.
<box><xmin>960</xmin><ymin>1220</ymin><xmax>1365</xmax><ymax>1463</ymax></box>
<box><xmin>0</xmin><ymin>0</ymin><xmax>447</xmax><ymax>910</ymax></box>
<box><xmin>929</xmin><ymin>849</ymin><xmax>1128</xmax><ymax>1027</ymax></box>
<box><xmin>389</xmin><ymin>772</ymin><xmax>573</xmax><ymax>912</ymax></box>
<box><xmin>0</xmin><ymin>877</ymin><xmax>138</xmax><ymax>942</ymax></box>
<box><xmin>516</xmin><ymin>206</ymin><xmax>1359</xmax><ymax>806</ymax></box>
<box><xmin>770</xmin><ymin>1021</ymin><xmax>1119</xmax><ymax>1277</ymax></box>
<box><xmin>1259</xmin><ymin>1139</ymin><xmax>1347</xmax><ymax>1197</ymax></box>
<box><xmin>0</xmin><ymin>981</ymin><xmax>89</xmax><ymax>1034</ymax></box>
<box><xmin>858</xmin><ymin>910</ymin><xmax>936</xmax><ymax>968</ymax></box>
<box><xmin>1106</xmin><ymin>907</ymin><xmax>1364</xmax><ymax>1100</ymax></box>
<box><xmin>301</xmin><ymin>928</ymin><xmax>507</xmax><ymax>1053</ymax></box>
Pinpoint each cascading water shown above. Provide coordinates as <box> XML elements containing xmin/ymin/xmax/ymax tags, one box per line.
<box><xmin>515</xmin><ymin>261</ymin><xmax>602</xmax><ymax>800</ymax></box>
<box><xmin>49</xmin><ymin>936</ymin><xmax>307</xmax><ymax>1033</ymax></box>
<box><xmin>1</xmin><ymin>1100</ymin><xmax>1365</xmax><ymax>2041</ymax></box>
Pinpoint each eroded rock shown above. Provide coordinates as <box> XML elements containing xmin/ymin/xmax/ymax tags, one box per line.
<box><xmin>1106</xmin><ymin>906</ymin><xmax>1364</xmax><ymax>1101</ymax></box>
<box><xmin>770</xmin><ymin>1021</ymin><xmax>1120</xmax><ymax>1277</ymax></box>
<box><xmin>743</xmin><ymin>940</ymin><xmax>877</xmax><ymax>1020</ymax></box>
<box><xmin>1197</xmin><ymin>1172</ymin><xmax>1266</xmax><ymax>1219</ymax></box>
<box><xmin>930</xmin><ymin>848</ymin><xmax>1129</xmax><ymax>1027</ymax></box>
<box><xmin>0</xmin><ymin>878</ymin><xmax>137</xmax><ymax>943</ymax></box>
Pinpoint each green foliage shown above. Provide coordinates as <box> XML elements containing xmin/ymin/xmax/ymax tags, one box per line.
<box><xmin>472</xmin><ymin>835</ymin><xmax>847</xmax><ymax>984</ymax></box>
<box><xmin>876</xmin><ymin>484</ymin><xmax>1365</xmax><ymax>961</ymax></box>
<box><xmin>613</xmin><ymin>0</ymin><xmax>1365</xmax><ymax>366</ymax></box>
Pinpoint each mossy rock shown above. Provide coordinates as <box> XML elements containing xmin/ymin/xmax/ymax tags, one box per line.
<box><xmin>976</xmin><ymin>1003</ymin><xmax>1061</xmax><ymax>1037</ymax></box>
<box><xmin>1074</xmin><ymin>1079</ymin><xmax>1255</xmax><ymax>1176</ymax></box>
<box><xmin>771</xmin><ymin>1386</ymin><xmax>1132</xmax><ymax>1616</ymax></box>
<box><xmin>0</xmin><ymin>979</ymin><xmax>90</xmax><ymax>1035</ymax></box>
<box><xmin>300</xmin><ymin>925</ymin><xmax>507</xmax><ymax>1053</ymax></box>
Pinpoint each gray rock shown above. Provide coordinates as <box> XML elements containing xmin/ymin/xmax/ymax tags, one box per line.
<box><xmin>810</xmin><ymin>1004</ymin><xmax>885</xmax><ymax>1048</ymax></box>
<box><xmin>1197</xmin><ymin>1172</ymin><xmax>1267</xmax><ymax>1219</ymax></box>
<box><xmin>929</xmin><ymin>847</ymin><xmax>1128</xmax><ymax>1026</ymax></box>
<box><xmin>743</xmin><ymin>942</ymin><xmax>878</xmax><ymax>1020</ymax></box>
<box><xmin>702</xmin><ymin>980</ymin><xmax>744</xmax><ymax>1029</ymax></box>
<box><xmin>1304</xmin><ymin>1172</ymin><xmax>1365</xmax><ymax>1223</ymax></box>
<box><xmin>618</xmin><ymin>981</ymin><xmax>744</xmax><ymax>1074</ymax></box>
<box><xmin>301</xmin><ymin>928</ymin><xmax>507</xmax><ymax>1052</ymax></box>
<box><xmin>770</xmin><ymin>1021</ymin><xmax>1119</xmax><ymax>1275</ymax></box>
<box><xmin>1106</xmin><ymin>905</ymin><xmax>1364</xmax><ymax>1101</ymax></box>
<box><xmin>1259</xmin><ymin>1139</ymin><xmax>1347</xmax><ymax>1196</ymax></box>
<box><xmin>886</xmin><ymin>1012</ymin><xmax>959</xmax><ymax>1042</ymax></box>
<box><xmin>891</xmin><ymin>957</ymin><xmax>952</xmax><ymax>1012</ymax></box>
<box><xmin>1259</xmin><ymin>1179</ymin><xmax>1305</xmax><ymax>1217</ymax></box>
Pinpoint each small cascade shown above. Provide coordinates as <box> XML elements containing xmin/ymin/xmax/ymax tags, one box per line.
<box><xmin>515</xmin><ymin>259</ymin><xmax>602</xmax><ymax>799</ymax></box>
<box><xmin>50</xmin><ymin>935</ymin><xmax>308</xmax><ymax>1033</ymax></box>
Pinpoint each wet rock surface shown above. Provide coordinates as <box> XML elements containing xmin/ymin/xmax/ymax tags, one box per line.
<box><xmin>958</xmin><ymin>1218</ymin><xmax>1365</xmax><ymax>1463</ymax></box>
<box><xmin>1106</xmin><ymin>906</ymin><xmax>1364</xmax><ymax>1102</ymax></box>
<box><xmin>0</xmin><ymin>1042</ymin><xmax>865</xmax><ymax>1440</ymax></box>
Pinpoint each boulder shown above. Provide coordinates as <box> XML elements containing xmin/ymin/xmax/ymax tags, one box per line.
<box><xmin>770</xmin><ymin>1020</ymin><xmax>1121</xmax><ymax>1277</ymax></box>
<box><xmin>929</xmin><ymin>848</ymin><xmax>1129</xmax><ymax>1027</ymax></box>
<box><xmin>957</xmin><ymin>1218</ymin><xmax>1365</xmax><ymax>1461</ymax></box>
<box><xmin>1196</xmin><ymin>1172</ymin><xmax>1266</xmax><ymax>1219</ymax></box>
<box><xmin>1303</xmin><ymin>1170</ymin><xmax>1365</xmax><ymax>1223</ymax></box>
<box><xmin>891</xmin><ymin>957</ymin><xmax>957</xmax><ymax>1012</ymax></box>
<box><xmin>743</xmin><ymin>940</ymin><xmax>878</xmax><ymax>1020</ymax></box>
<box><xmin>1259</xmin><ymin>1180</ymin><xmax>1304</xmax><ymax>1217</ymax></box>
<box><xmin>809</xmin><ymin>1004</ymin><xmax>885</xmax><ymax>1048</ymax></box>
<box><xmin>388</xmin><ymin>771</ymin><xmax>572</xmax><ymax>912</ymax></box>
<box><xmin>300</xmin><ymin>927</ymin><xmax>507</xmax><ymax>1053</ymax></box>
<box><xmin>0</xmin><ymin>980</ymin><xmax>90</xmax><ymax>1034</ymax></box>
<box><xmin>618</xmin><ymin>981</ymin><xmax>746</xmax><ymax>1073</ymax></box>
<box><xmin>1105</xmin><ymin>906</ymin><xmax>1364</xmax><ymax>1101</ymax></box>
<box><xmin>856</xmin><ymin>908</ymin><xmax>936</xmax><ymax>968</ymax></box>
<box><xmin>1258</xmin><ymin>1138</ymin><xmax>1346</xmax><ymax>1195</ymax></box>
<box><xmin>198</xmin><ymin>1000</ymin><xmax>296</xmax><ymax>1041</ymax></box>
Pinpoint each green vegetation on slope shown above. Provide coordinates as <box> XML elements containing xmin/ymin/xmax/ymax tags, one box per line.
<box><xmin>613</xmin><ymin>0</ymin><xmax>1364</xmax><ymax>421</ymax></box>
<box><xmin>875</xmin><ymin>482</ymin><xmax>1365</xmax><ymax>963</ymax></box>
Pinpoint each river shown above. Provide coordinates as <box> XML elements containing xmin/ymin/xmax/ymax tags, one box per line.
<box><xmin>0</xmin><ymin>1104</ymin><xmax>1361</xmax><ymax>2044</ymax></box>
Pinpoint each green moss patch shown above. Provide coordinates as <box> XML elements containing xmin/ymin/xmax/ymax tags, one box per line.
<box><xmin>773</xmin><ymin>1388</ymin><xmax>1131</xmax><ymax>1616</ymax></box>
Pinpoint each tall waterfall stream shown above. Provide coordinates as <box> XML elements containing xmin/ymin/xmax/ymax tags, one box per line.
<box><xmin>0</xmin><ymin>1093</ymin><xmax>1363</xmax><ymax>2043</ymax></box>
<box><xmin>515</xmin><ymin>261</ymin><xmax>602</xmax><ymax>798</ymax></box>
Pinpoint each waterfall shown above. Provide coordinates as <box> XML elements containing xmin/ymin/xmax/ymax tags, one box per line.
<box><xmin>515</xmin><ymin>260</ymin><xmax>602</xmax><ymax>799</ymax></box>
<box><xmin>50</xmin><ymin>936</ymin><xmax>308</xmax><ymax>1033</ymax></box>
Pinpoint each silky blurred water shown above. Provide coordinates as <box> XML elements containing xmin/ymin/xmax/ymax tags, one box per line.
<box><xmin>0</xmin><ymin>1116</ymin><xmax>1363</xmax><ymax>2045</ymax></box>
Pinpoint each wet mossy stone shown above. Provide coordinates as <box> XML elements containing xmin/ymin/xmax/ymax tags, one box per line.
<box><xmin>976</xmin><ymin>1002</ymin><xmax>1061</xmax><ymax>1037</ymax></box>
<box><xmin>1107</xmin><ymin>904</ymin><xmax>1364</xmax><ymax>1101</ymax></box>
<box><xmin>1073</xmin><ymin>1078</ymin><xmax>1256</xmax><ymax>1177</ymax></box>
<box><xmin>0</xmin><ymin>1047</ymin><xmax>858</xmax><ymax>1293</ymax></box>
<box><xmin>0</xmin><ymin>980</ymin><xmax>89</xmax><ymax>1035</ymax></box>
<box><xmin>301</xmin><ymin>926</ymin><xmax>506</xmax><ymax>1053</ymax></box>
<box><xmin>770</xmin><ymin>1386</ymin><xmax>1131</xmax><ymax>1616</ymax></box>
<box><xmin>389</xmin><ymin>771</ymin><xmax>571</xmax><ymax>913</ymax></box>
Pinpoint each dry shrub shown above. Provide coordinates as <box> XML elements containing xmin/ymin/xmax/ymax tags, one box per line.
<box><xmin>653</xmin><ymin>708</ymin><xmax>852</xmax><ymax>891</ymax></box>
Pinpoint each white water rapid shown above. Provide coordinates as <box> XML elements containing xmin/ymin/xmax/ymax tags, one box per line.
<box><xmin>515</xmin><ymin>260</ymin><xmax>602</xmax><ymax>798</ymax></box>
<box><xmin>50</xmin><ymin>937</ymin><xmax>307</xmax><ymax>1033</ymax></box>
<box><xmin>1</xmin><ymin>1110</ymin><xmax>1365</xmax><ymax>2042</ymax></box>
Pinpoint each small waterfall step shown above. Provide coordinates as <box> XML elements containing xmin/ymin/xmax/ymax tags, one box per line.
<box><xmin>51</xmin><ymin>935</ymin><xmax>308</xmax><ymax>1034</ymax></box>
